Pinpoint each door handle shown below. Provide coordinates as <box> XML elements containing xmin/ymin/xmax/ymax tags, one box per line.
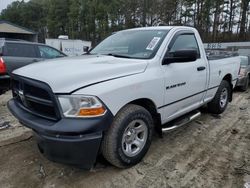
<box><xmin>197</xmin><ymin>66</ymin><xmax>206</xmax><ymax>71</ymax></box>
<box><xmin>32</xmin><ymin>59</ymin><xmax>38</xmax><ymax>62</ymax></box>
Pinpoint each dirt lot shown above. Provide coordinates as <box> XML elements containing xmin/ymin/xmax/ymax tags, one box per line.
<box><xmin>0</xmin><ymin>91</ymin><xmax>250</xmax><ymax>188</ymax></box>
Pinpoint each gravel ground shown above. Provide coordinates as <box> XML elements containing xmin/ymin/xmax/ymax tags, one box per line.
<box><xmin>0</xmin><ymin>91</ymin><xmax>32</xmax><ymax>147</ymax></box>
<box><xmin>0</xmin><ymin>90</ymin><xmax>250</xmax><ymax>188</ymax></box>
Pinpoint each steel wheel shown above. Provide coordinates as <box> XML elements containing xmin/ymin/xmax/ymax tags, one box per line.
<box><xmin>122</xmin><ymin>120</ymin><xmax>148</xmax><ymax>157</ymax></box>
<box><xmin>207</xmin><ymin>80</ymin><xmax>231</xmax><ymax>114</ymax></box>
<box><xmin>101</xmin><ymin>104</ymin><xmax>153</xmax><ymax>168</ymax></box>
<box><xmin>220</xmin><ymin>88</ymin><xmax>228</xmax><ymax>109</ymax></box>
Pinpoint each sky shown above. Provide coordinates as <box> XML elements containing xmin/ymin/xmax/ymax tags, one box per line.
<box><xmin>0</xmin><ymin>0</ymin><xmax>29</xmax><ymax>13</ymax></box>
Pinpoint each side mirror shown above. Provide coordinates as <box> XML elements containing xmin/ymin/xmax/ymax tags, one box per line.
<box><xmin>83</xmin><ymin>46</ymin><xmax>89</xmax><ymax>53</ymax></box>
<box><xmin>163</xmin><ymin>49</ymin><xmax>198</xmax><ymax>65</ymax></box>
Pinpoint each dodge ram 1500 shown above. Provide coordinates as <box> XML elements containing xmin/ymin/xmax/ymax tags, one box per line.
<box><xmin>8</xmin><ymin>26</ymin><xmax>240</xmax><ymax>169</ymax></box>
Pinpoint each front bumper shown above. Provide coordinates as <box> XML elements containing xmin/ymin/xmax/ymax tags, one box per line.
<box><xmin>8</xmin><ymin>99</ymin><xmax>113</xmax><ymax>169</ymax></box>
<box><xmin>35</xmin><ymin>131</ymin><xmax>102</xmax><ymax>169</ymax></box>
<box><xmin>236</xmin><ymin>76</ymin><xmax>247</xmax><ymax>87</ymax></box>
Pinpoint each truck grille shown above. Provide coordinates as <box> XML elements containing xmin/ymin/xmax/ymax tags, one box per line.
<box><xmin>12</xmin><ymin>76</ymin><xmax>61</xmax><ymax>121</ymax></box>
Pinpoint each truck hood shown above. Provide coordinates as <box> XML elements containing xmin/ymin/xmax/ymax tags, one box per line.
<box><xmin>13</xmin><ymin>55</ymin><xmax>148</xmax><ymax>93</ymax></box>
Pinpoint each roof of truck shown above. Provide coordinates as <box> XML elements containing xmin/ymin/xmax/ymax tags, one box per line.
<box><xmin>124</xmin><ymin>26</ymin><xmax>194</xmax><ymax>31</ymax></box>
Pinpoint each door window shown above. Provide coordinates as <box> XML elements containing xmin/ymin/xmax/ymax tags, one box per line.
<box><xmin>169</xmin><ymin>34</ymin><xmax>200</xmax><ymax>57</ymax></box>
<box><xmin>5</xmin><ymin>43</ymin><xmax>37</xmax><ymax>57</ymax></box>
<box><xmin>38</xmin><ymin>45</ymin><xmax>65</xmax><ymax>59</ymax></box>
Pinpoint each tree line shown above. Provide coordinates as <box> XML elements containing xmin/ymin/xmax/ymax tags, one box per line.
<box><xmin>0</xmin><ymin>0</ymin><xmax>249</xmax><ymax>45</ymax></box>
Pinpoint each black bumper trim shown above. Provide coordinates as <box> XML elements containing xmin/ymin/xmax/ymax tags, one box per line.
<box><xmin>8</xmin><ymin>99</ymin><xmax>114</xmax><ymax>168</ymax></box>
<box><xmin>35</xmin><ymin>131</ymin><xmax>102</xmax><ymax>169</ymax></box>
<box><xmin>236</xmin><ymin>77</ymin><xmax>247</xmax><ymax>87</ymax></box>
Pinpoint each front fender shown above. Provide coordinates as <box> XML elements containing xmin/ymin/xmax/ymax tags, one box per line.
<box><xmin>73</xmin><ymin>70</ymin><xmax>164</xmax><ymax>116</ymax></box>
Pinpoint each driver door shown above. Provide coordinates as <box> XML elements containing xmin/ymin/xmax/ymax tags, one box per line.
<box><xmin>161</xmin><ymin>31</ymin><xmax>208</xmax><ymax>122</ymax></box>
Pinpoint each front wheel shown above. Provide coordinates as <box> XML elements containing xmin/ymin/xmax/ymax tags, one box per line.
<box><xmin>207</xmin><ymin>80</ymin><xmax>231</xmax><ymax>114</ymax></box>
<box><xmin>101</xmin><ymin>104</ymin><xmax>153</xmax><ymax>168</ymax></box>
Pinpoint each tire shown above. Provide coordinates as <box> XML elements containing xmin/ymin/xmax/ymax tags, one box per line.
<box><xmin>101</xmin><ymin>104</ymin><xmax>154</xmax><ymax>168</ymax></box>
<box><xmin>240</xmin><ymin>77</ymin><xmax>249</xmax><ymax>91</ymax></box>
<box><xmin>207</xmin><ymin>80</ymin><xmax>231</xmax><ymax>114</ymax></box>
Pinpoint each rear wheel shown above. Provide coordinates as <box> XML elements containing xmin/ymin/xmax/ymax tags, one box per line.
<box><xmin>101</xmin><ymin>104</ymin><xmax>153</xmax><ymax>168</ymax></box>
<box><xmin>207</xmin><ymin>80</ymin><xmax>231</xmax><ymax>114</ymax></box>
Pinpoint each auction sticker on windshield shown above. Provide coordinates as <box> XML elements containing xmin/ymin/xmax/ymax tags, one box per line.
<box><xmin>146</xmin><ymin>37</ymin><xmax>161</xmax><ymax>50</ymax></box>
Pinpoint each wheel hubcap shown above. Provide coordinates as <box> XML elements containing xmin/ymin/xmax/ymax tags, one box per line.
<box><xmin>122</xmin><ymin>120</ymin><xmax>148</xmax><ymax>157</ymax></box>
<box><xmin>220</xmin><ymin>88</ymin><xmax>228</xmax><ymax>108</ymax></box>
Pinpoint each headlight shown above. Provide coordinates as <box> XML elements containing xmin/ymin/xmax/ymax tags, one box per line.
<box><xmin>58</xmin><ymin>95</ymin><xmax>106</xmax><ymax>118</ymax></box>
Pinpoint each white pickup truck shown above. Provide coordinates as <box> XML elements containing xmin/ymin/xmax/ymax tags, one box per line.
<box><xmin>8</xmin><ymin>26</ymin><xmax>240</xmax><ymax>169</ymax></box>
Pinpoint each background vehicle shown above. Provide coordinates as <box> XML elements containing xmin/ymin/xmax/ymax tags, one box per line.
<box><xmin>236</xmin><ymin>56</ymin><xmax>250</xmax><ymax>91</ymax></box>
<box><xmin>8</xmin><ymin>26</ymin><xmax>240</xmax><ymax>169</ymax></box>
<box><xmin>0</xmin><ymin>38</ymin><xmax>66</xmax><ymax>94</ymax></box>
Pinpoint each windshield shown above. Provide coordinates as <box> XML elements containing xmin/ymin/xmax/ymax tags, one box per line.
<box><xmin>91</xmin><ymin>30</ymin><xmax>169</xmax><ymax>59</ymax></box>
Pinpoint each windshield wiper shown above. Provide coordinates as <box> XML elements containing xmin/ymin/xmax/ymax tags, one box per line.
<box><xmin>105</xmin><ymin>53</ymin><xmax>132</xmax><ymax>59</ymax></box>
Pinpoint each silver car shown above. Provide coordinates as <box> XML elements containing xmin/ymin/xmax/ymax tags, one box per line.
<box><xmin>236</xmin><ymin>56</ymin><xmax>250</xmax><ymax>91</ymax></box>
